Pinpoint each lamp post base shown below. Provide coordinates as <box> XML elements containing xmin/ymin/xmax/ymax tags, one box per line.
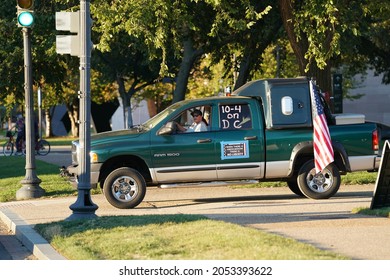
<box><xmin>67</xmin><ymin>190</ymin><xmax>98</xmax><ymax>220</ymax></box>
<box><xmin>16</xmin><ymin>179</ymin><xmax>45</xmax><ymax>200</ymax></box>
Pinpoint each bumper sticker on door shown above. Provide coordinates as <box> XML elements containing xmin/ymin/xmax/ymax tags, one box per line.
<box><xmin>221</xmin><ymin>141</ymin><xmax>249</xmax><ymax>160</ymax></box>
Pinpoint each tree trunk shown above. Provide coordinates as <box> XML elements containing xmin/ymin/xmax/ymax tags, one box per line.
<box><xmin>7</xmin><ymin>117</ymin><xmax>12</xmax><ymax>131</ymax></box>
<box><xmin>116</xmin><ymin>75</ymin><xmax>127</xmax><ymax>129</ymax></box>
<box><xmin>147</xmin><ymin>98</ymin><xmax>157</xmax><ymax>118</ymax></box>
<box><xmin>172</xmin><ymin>38</ymin><xmax>204</xmax><ymax>103</ymax></box>
<box><xmin>279</xmin><ymin>0</ymin><xmax>308</xmax><ymax>75</ymax></box>
<box><xmin>126</xmin><ymin>84</ymin><xmax>138</xmax><ymax>128</ymax></box>
<box><xmin>278</xmin><ymin>0</ymin><xmax>332</xmax><ymax>94</ymax></box>
<box><xmin>44</xmin><ymin>109</ymin><xmax>52</xmax><ymax>137</ymax></box>
<box><xmin>307</xmin><ymin>64</ymin><xmax>332</xmax><ymax>94</ymax></box>
<box><xmin>234</xmin><ymin>53</ymin><xmax>252</xmax><ymax>90</ymax></box>
<box><xmin>66</xmin><ymin>103</ymin><xmax>79</xmax><ymax>137</ymax></box>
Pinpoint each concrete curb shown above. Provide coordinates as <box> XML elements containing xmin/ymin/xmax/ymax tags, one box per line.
<box><xmin>0</xmin><ymin>208</ymin><xmax>66</xmax><ymax>260</ymax></box>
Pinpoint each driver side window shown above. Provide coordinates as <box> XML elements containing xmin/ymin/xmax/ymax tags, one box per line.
<box><xmin>173</xmin><ymin>106</ymin><xmax>211</xmax><ymax>133</ymax></box>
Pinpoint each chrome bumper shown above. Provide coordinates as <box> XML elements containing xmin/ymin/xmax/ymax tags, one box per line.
<box><xmin>64</xmin><ymin>163</ymin><xmax>102</xmax><ymax>189</ymax></box>
<box><xmin>374</xmin><ymin>156</ymin><xmax>381</xmax><ymax>170</ymax></box>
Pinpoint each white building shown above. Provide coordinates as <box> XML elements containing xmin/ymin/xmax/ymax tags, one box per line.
<box><xmin>110</xmin><ymin>98</ymin><xmax>150</xmax><ymax>130</ymax></box>
<box><xmin>343</xmin><ymin>70</ymin><xmax>390</xmax><ymax>126</ymax></box>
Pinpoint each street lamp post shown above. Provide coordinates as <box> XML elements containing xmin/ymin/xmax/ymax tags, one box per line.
<box><xmin>16</xmin><ymin>27</ymin><xmax>45</xmax><ymax>200</ymax></box>
<box><xmin>67</xmin><ymin>0</ymin><xmax>98</xmax><ymax>219</ymax></box>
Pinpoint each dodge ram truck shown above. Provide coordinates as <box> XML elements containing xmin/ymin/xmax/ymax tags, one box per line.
<box><xmin>67</xmin><ymin>78</ymin><xmax>382</xmax><ymax>209</ymax></box>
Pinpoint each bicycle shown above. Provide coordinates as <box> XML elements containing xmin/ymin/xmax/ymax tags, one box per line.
<box><xmin>2</xmin><ymin>129</ymin><xmax>51</xmax><ymax>156</ymax></box>
<box><xmin>2</xmin><ymin>129</ymin><xmax>17</xmax><ymax>156</ymax></box>
<box><xmin>20</xmin><ymin>138</ymin><xmax>51</xmax><ymax>156</ymax></box>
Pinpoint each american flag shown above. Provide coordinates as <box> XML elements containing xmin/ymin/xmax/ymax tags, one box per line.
<box><xmin>310</xmin><ymin>80</ymin><xmax>334</xmax><ymax>173</ymax></box>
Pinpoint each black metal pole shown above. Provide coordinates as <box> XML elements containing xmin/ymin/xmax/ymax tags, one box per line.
<box><xmin>68</xmin><ymin>0</ymin><xmax>98</xmax><ymax>219</ymax></box>
<box><xmin>16</xmin><ymin>27</ymin><xmax>45</xmax><ymax>200</ymax></box>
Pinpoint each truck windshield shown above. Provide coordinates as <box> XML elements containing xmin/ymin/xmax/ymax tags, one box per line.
<box><xmin>142</xmin><ymin>102</ymin><xmax>183</xmax><ymax>129</ymax></box>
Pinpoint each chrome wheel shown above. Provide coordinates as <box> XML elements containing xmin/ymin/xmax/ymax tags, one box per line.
<box><xmin>297</xmin><ymin>160</ymin><xmax>340</xmax><ymax>199</ymax></box>
<box><xmin>306</xmin><ymin>168</ymin><xmax>334</xmax><ymax>193</ymax></box>
<box><xmin>103</xmin><ymin>167</ymin><xmax>146</xmax><ymax>209</ymax></box>
<box><xmin>111</xmin><ymin>175</ymin><xmax>139</xmax><ymax>203</ymax></box>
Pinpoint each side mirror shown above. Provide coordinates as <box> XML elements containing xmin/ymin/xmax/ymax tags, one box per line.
<box><xmin>157</xmin><ymin>121</ymin><xmax>176</xmax><ymax>135</ymax></box>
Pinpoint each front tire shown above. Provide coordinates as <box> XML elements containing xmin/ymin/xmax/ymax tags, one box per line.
<box><xmin>103</xmin><ymin>167</ymin><xmax>146</xmax><ymax>209</ymax></box>
<box><xmin>297</xmin><ymin>160</ymin><xmax>340</xmax><ymax>199</ymax></box>
<box><xmin>37</xmin><ymin>139</ymin><xmax>51</xmax><ymax>156</ymax></box>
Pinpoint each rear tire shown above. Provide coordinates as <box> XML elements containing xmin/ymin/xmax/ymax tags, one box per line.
<box><xmin>103</xmin><ymin>167</ymin><xmax>146</xmax><ymax>209</ymax></box>
<box><xmin>297</xmin><ymin>160</ymin><xmax>340</xmax><ymax>199</ymax></box>
<box><xmin>287</xmin><ymin>179</ymin><xmax>304</xmax><ymax>196</ymax></box>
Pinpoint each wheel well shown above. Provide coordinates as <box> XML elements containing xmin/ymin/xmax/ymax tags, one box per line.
<box><xmin>292</xmin><ymin>153</ymin><xmax>346</xmax><ymax>173</ymax></box>
<box><xmin>290</xmin><ymin>144</ymin><xmax>348</xmax><ymax>176</ymax></box>
<box><xmin>98</xmin><ymin>155</ymin><xmax>152</xmax><ymax>188</ymax></box>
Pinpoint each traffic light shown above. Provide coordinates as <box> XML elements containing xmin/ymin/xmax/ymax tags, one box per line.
<box><xmin>16</xmin><ymin>0</ymin><xmax>34</xmax><ymax>27</ymax></box>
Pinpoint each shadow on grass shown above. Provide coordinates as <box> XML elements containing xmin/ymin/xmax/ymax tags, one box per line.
<box><xmin>35</xmin><ymin>214</ymin><xmax>208</xmax><ymax>240</ymax></box>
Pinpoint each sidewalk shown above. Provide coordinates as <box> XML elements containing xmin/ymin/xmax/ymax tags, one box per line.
<box><xmin>1</xmin><ymin>184</ymin><xmax>390</xmax><ymax>260</ymax></box>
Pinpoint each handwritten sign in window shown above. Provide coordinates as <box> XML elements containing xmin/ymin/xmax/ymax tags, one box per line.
<box><xmin>219</xmin><ymin>104</ymin><xmax>252</xmax><ymax>130</ymax></box>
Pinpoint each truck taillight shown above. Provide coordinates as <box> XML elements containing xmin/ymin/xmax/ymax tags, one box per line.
<box><xmin>372</xmin><ymin>129</ymin><xmax>379</xmax><ymax>150</ymax></box>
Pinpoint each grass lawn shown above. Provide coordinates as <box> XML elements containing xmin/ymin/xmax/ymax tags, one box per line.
<box><xmin>44</xmin><ymin>136</ymin><xmax>76</xmax><ymax>146</ymax></box>
<box><xmin>352</xmin><ymin>207</ymin><xmax>390</xmax><ymax>218</ymax></box>
<box><xmin>34</xmin><ymin>214</ymin><xmax>348</xmax><ymax>260</ymax></box>
<box><xmin>0</xmin><ymin>157</ymin><xmax>77</xmax><ymax>202</ymax></box>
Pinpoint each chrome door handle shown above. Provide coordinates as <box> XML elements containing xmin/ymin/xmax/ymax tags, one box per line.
<box><xmin>197</xmin><ymin>138</ymin><xmax>212</xmax><ymax>143</ymax></box>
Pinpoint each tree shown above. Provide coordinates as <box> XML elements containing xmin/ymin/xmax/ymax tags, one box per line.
<box><xmin>278</xmin><ymin>0</ymin><xmax>343</xmax><ymax>92</ymax></box>
<box><xmin>91</xmin><ymin>28</ymin><xmax>164</xmax><ymax>128</ymax></box>
<box><xmin>257</xmin><ymin>37</ymin><xmax>300</xmax><ymax>79</ymax></box>
<box><xmin>355</xmin><ymin>1</ymin><xmax>390</xmax><ymax>84</ymax></box>
<box><xmin>93</xmin><ymin>0</ymin><xmax>271</xmax><ymax>104</ymax></box>
<box><xmin>278</xmin><ymin>0</ymin><xmax>390</xmax><ymax>95</ymax></box>
<box><xmin>92</xmin><ymin>0</ymin><xmax>214</xmax><ymax>103</ymax></box>
<box><xmin>0</xmin><ymin>0</ymin><xmax>82</xmax><ymax>136</ymax></box>
<box><xmin>0</xmin><ymin>1</ymin><xmax>27</xmax><ymax>105</ymax></box>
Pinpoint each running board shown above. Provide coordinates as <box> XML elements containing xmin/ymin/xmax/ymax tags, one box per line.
<box><xmin>158</xmin><ymin>180</ymin><xmax>259</xmax><ymax>189</ymax></box>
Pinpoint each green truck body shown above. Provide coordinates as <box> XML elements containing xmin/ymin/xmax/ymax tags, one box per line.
<box><xmin>67</xmin><ymin>78</ymin><xmax>381</xmax><ymax>209</ymax></box>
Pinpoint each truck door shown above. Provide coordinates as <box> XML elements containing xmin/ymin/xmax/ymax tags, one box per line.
<box><xmin>151</xmin><ymin>105</ymin><xmax>217</xmax><ymax>183</ymax></box>
<box><xmin>214</xmin><ymin>100</ymin><xmax>265</xmax><ymax>180</ymax></box>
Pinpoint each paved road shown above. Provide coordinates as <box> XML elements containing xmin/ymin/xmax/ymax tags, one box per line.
<box><xmin>36</xmin><ymin>145</ymin><xmax>72</xmax><ymax>167</ymax></box>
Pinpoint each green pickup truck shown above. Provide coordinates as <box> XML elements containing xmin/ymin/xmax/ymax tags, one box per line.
<box><xmin>67</xmin><ymin>78</ymin><xmax>382</xmax><ymax>209</ymax></box>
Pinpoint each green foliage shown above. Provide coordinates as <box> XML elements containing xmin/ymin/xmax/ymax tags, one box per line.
<box><xmin>187</xmin><ymin>55</ymin><xmax>226</xmax><ymax>98</ymax></box>
<box><xmin>293</xmin><ymin>0</ymin><xmax>343</xmax><ymax>71</ymax></box>
<box><xmin>258</xmin><ymin>38</ymin><xmax>300</xmax><ymax>79</ymax></box>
